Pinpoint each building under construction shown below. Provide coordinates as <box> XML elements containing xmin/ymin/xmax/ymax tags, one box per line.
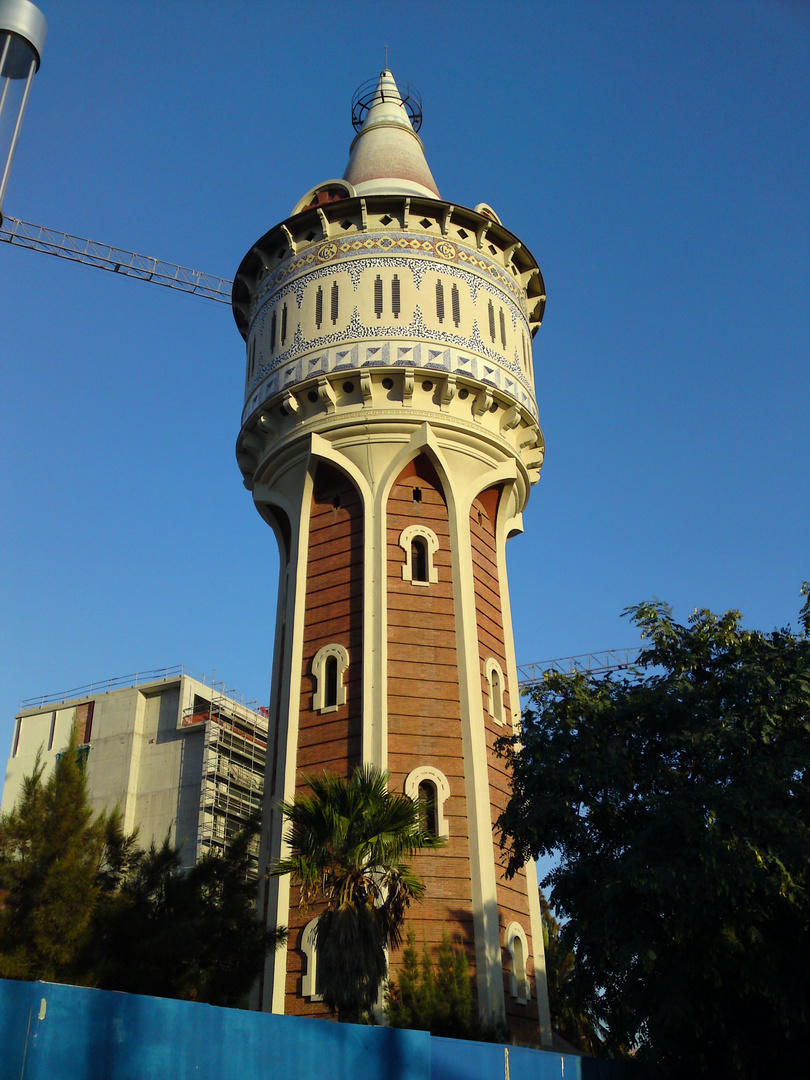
<box><xmin>3</xmin><ymin>667</ymin><xmax>267</xmax><ymax>876</ymax></box>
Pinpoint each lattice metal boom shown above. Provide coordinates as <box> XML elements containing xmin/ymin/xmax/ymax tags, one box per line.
<box><xmin>0</xmin><ymin>215</ymin><xmax>233</xmax><ymax>302</ymax></box>
<box><xmin>517</xmin><ymin>647</ymin><xmax>645</xmax><ymax>690</ymax></box>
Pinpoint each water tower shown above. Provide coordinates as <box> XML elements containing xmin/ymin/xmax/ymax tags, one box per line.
<box><xmin>232</xmin><ymin>70</ymin><xmax>551</xmax><ymax>1043</ymax></box>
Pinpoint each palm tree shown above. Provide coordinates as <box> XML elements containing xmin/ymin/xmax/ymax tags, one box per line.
<box><xmin>271</xmin><ymin>765</ymin><xmax>444</xmax><ymax>1022</ymax></box>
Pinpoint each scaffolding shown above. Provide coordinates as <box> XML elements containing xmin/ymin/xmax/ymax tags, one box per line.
<box><xmin>183</xmin><ymin>682</ymin><xmax>268</xmax><ymax>880</ymax></box>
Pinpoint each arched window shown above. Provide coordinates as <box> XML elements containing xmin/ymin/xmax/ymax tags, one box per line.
<box><xmin>411</xmin><ymin>536</ymin><xmax>428</xmax><ymax>582</ymax></box>
<box><xmin>418</xmin><ymin>780</ymin><xmax>438</xmax><ymax>836</ymax></box>
<box><xmin>312</xmin><ymin>643</ymin><xmax>349</xmax><ymax>713</ymax></box>
<box><xmin>484</xmin><ymin>657</ymin><xmax>507</xmax><ymax>726</ymax></box>
<box><xmin>399</xmin><ymin>525</ymin><xmax>439</xmax><ymax>586</ymax></box>
<box><xmin>301</xmin><ymin>917</ymin><xmax>323</xmax><ymax>1001</ymax></box>
<box><xmin>404</xmin><ymin>766</ymin><xmax>450</xmax><ymax>839</ymax></box>
<box><xmin>505</xmin><ymin>922</ymin><xmax>531</xmax><ymax>1004</ymax></box>
<box><xmin>324</xmin><ymin>655</ymin><xmax>338</xmax><ymax>708</ymax></box>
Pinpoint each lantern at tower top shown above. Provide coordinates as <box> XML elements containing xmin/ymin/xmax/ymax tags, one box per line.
<box><xmin>343</xmin><ymin>70</ymin><xmax>440</xmax><ymax>200</ymax></box>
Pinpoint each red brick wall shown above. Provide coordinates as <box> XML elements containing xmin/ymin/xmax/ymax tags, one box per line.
<box><xmin>471</xmin><ymin>489</ymin><xmax>541</xmax><ymax>1042</ymax></box>
<box><xmin>386</xmin><ymin>455</ymin><xmax>477</xmax><ymax>989</ymax></box>
<box><xmin>285</xmin><ymin>462</ymin><xmax>363</xmax><ymax>1017</ymax></box>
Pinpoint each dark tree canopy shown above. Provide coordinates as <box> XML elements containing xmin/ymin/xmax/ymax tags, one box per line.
<box><xmin>498</xmin><ymin>591</ymin><xmax>810</xmax><ymax>1078</ymax></box>
<box><xmin>0</xmin><ymin>726</ymin><xmax>284</xmax><ymax>1005</ymax></box>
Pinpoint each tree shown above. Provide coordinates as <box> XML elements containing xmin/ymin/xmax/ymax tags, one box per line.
<box><xmin>272</xmin><ymin>765</ymin><xmax>444</xmax><ymax>1022</ymax></box>
<box><xmin>388</xmin><ymin>926</ymin><xmax>489</xmax><ymax>1040</ymax></box>
<box><xmin>0</xmin><ymin>725</ymin><xmax>106</xmax><ymax>982</ymax></box>
<box><xmin>498</xmin><ymin>591</ymin><xmax>810</xmax><ymax>1078</ymax></box>
<box><xmin>85</xmin><ymin>812</ymin><xmax>286</xmax><ymax>1006</ymax></box>
<box><xmin>537</xmin><ymin>892</ymin><xmax>602</xmax><ymax>1057</ymax></box>
<box><xmin>0</xmin><ymin>727</ymin><xmax>285</xmax><ymax>1004</ymax></box>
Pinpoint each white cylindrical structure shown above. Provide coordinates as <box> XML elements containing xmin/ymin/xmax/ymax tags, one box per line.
<box><xmin>0</xmin><ymin>0</ymin><xmax>47</xmax><ymax>221</ymax></box>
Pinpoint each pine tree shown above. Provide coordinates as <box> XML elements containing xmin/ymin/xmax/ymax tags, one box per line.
<box><xmin>0</xmin><ymin>724</ymin><xmax>105</xmax><ymax>981</ymax></box>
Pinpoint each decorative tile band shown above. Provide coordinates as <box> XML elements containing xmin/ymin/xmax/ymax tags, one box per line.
<box><xmin>241</xmin><ymin>341</ymin><xmax>539</xmax><ymax>428</ymax></box>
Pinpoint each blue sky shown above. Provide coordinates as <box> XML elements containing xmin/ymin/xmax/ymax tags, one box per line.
<box><xmin>1</xmin><ymin>0</ymin><xmax>808</xmax><ymax>754</ymax></box>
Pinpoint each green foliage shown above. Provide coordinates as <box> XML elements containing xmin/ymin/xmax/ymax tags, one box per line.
<box><xmin>387</xmin><ymin>926</ymin><xmax>477</xmax><ymax>1039</ymax></box>
<box><xmin>0</xmin><ymin>729</ymin><xmax>284</xmax><ymax>1004</ymax></box>
<box><xmin>498</xmin><ymin>593</ymin><xmax>810</xmax><ymax>1077</ymax></box>
<box><xmin>538</xmin><ymin>892</ymin><xmax>603</xmax><ymax>1056</ymax></box>
<box><xmin>0</xmin><ymin>725</ymin><xmax>105</xmax><ymax>981</ymax></box>
<box><xmin>272</xmin><ymin>765</ymin><xmax>444</xmax><ymax>1022</ymax></box>
<box><xmin>85</xmin><ymin>812</ymin><xmax>285</xmax><ymax>1006</ymax></box>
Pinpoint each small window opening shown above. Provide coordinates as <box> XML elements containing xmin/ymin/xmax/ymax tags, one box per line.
<box><xmin>281</xmin><ymin>303</ymin><xmax>288</xmax><ymax>346</ymax></box>
<box><xmin>491</xmin><ymin>667</ymin><xmax>503</xmax><ymax>723</ymax></box>
<box><xmin>412</xmin><ymin>537</ymin><xmax>428</xmax><ymax>583</ymax></box>
<box><xmin>418</xmin><ymin>780</ymin><xmax>438</xmax><ymax>836</ymax></box>
<box><xmin>499</xmin><ymin>308</ymin><xmax>507</xmax><ymax>348</ymax></box>
<box><xmin>488</xmin><ymin>299</ymin><xmax>496</xmax><ymax>343</ymax></box>
<box><xmin>324</xmin><ymin>656</ymin><xmax>338</xmax><ymax>709</ymax></box>
<box><xmin>331</xmin><ymin>281</ymin><xmax>339</xmax><ymax>324</ymax></box>
<box><xmin>332</xmin><ymin>494</ymin><xmax>341</xmax><ymax>509</ymax></box>
<box><xmin>392</xmin><ymin>274</ymin><xmax>401</xmax><ymax>319</ymax></box>
<box><xmin>374</xmin><ymin>274</ymin><xmax>383</xmax><ymax>319</ymax></box>
<box><xmin>451</xmin><ymin>284</ymin><xmax>461</xmax><ymax>327</ymax></box>
<box><xmin>48</xmin><ymin>710</ymin><xmax>56</xmax><ymax>752</ymax></box>
<box><xmin>12</xmin><ymin>718</ymin><xmax>21</xmax><ymax>757</ymax></box>
<box><xmin>412</xmin><ymin>487</ymin><xmax>422</xmax><ymax>503</ymax></box>
<box><xmin>513</xmin><ymin>935</ymin><xmax>527</xmax><ymax>1000</ymax></box>
<box><xmin>270</xmin><ymin>309</ymin><xmax>277</xmax><ymax>355</ymax></box>
<box><xmin>315</xmin><ymin>286</ymin><xmax>324</xmax><ymax>329</ymax></box>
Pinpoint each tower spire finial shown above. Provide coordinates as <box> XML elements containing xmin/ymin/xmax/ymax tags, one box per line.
<box><xmin>384</xmin><ymin>44</ymin><xmax>388</xmax><ymax>70</ymax></box>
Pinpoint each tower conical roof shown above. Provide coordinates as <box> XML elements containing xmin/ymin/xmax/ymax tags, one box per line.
<box><xmin>343</xmin><ymin>70</ymin><xmax>440</xmax><ymax>199</ymax></box>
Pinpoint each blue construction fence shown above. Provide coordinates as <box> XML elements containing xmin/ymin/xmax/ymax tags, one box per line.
<box><xmin>0</xmin><ymin>978</ymin><xmax>634</xmax><ymax>1080</ymax></box>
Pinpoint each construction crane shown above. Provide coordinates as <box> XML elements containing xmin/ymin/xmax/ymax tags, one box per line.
<box><xmin>0</xmin><ymin>215</ymin><xmax>233</xmax><ymax>303</ymax></box>
<box><xmin>517</xmin><ymin>647</ymin><xmax>646</xmax><ymax>691</ymax></box>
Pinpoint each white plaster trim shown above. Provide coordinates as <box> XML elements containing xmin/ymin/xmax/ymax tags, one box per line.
<box><xmin>307</xmin><ymin>433</ymin><xmax>376</xmax><ymax>766</ymax></box>
<box><xmin>504</xmin><ymin>921</ymin><xmax>531</xmax><ymax>1004</ymax></box>
<box><xmin>398</xmin><ymin>524</ymin><xmax>439</xmax><ymax>584</ymax></box>
<box><xmin>311</xmin><ymin>643</ymin><xmax>349</xmax><ymax>712</ymax></box>
<box><xmin>525</xmin><ymin>858</ymin><xmax>553</xmax><ymax>1045</ymax></box>
<box><xmin>404</xmin><ymin>765</ymin><xmax>451</xmax><ymax>839</ymax></box>
<box><xmin>442</xmin><ymin>454</ymin><xmax>506</xmax><ymax>1022</ymax></box>
<box><xmin>301</xmin><ymin>916</ymin><xmax>323</xmax><ymax>1001</ymax></box>
<box><xmin>484</xmin><ymin>657</ymin><xmax>506</xmax><ymax>725</ymax></box>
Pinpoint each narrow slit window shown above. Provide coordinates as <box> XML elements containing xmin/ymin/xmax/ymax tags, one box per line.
<box><xmin>418</xmin><ymin>780</ymin><xmax>438</xmax><ymax>836</ymax></box>
<box><xmin>331</xmin><ymin>281</ymin><xmax>339</xmax><ymax>324</ymax></box>
<box><xmin>505</xmin><ymin>922</ymin><xmax>531</xmax><ymax>1004</ymax></box>
<box><xmin>392</xmin><ymin>274</ymin><xmax>401</xmax><ymax>319</ymax></box>
<box><xmin>281</xmin><ymin>303</ymin><xmax>288</xmax><ymax>346</ymax></box>
<box><xmin>488</xmin><ymin>299</ymin><xmax>496</xmax><ymax>342</ymax></box>
<box><xmin>312</xmin><ymin>644</ymin><xmax>349</xmax><ymax>713</ymax></box>
<box><xmin>405</xmin><ymin>767</ymin><xmax>451</xmax><ymax>839</ymax></box>
<box><xmin>411</xmin><ymin>537</ymin><xmax>428</xmax><ymax>582</ymax></box>
<box><xmin>436</xmin><ymin>280</ymin><xmax>445</xmax><ymax>323</ymax></box>
<box><xmin>47</xmin><ymin>710</ymin><xmax>56</xmax><ymax>752</ymax></box>
<box><xmin>374</xmin><ymin>274</ymin><xmax>383</xmax><ymax>319</ymax></box>
<box><xmin>315</xmin><ymin>286</ymin><xmax>323</xmax><ymax>329</ymax></box>
<box><xmin>499</xmin><ymin>308</ymin><xmax>507</xmax><ymax>349</ymax></box>
<box><xmin>451</xmin><ymin>284</ymin><xmax>461</xmax><ymax>327</ymax></box>
<box><xmin>270</xmin><ymin>310</ymin><xmax>277</xmax><ymax>355</ymax></box>
<box><xmin>324</xmin><ymin>656</ymin><xmax>338</xmax><ymax>709</ymax></box>
<box><xmin>399</xmin><ymin>525</ymin><xmax>439</xmax><ymax>585</ymax></box>
<box><xmin>491</xmin><ymin>667</ymin><xmax>503</xmax><ymax>723</ymax></box>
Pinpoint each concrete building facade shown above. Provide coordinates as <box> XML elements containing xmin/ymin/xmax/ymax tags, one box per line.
<box><xmin>3</xmin><ymin>670</ymin><xmax>267</xmax><ymax>874</ymax></box>
<box><xmin>233</xmin><ymin>72</ymin><xmax>551</xmax><ymax>1043</ymax></box>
